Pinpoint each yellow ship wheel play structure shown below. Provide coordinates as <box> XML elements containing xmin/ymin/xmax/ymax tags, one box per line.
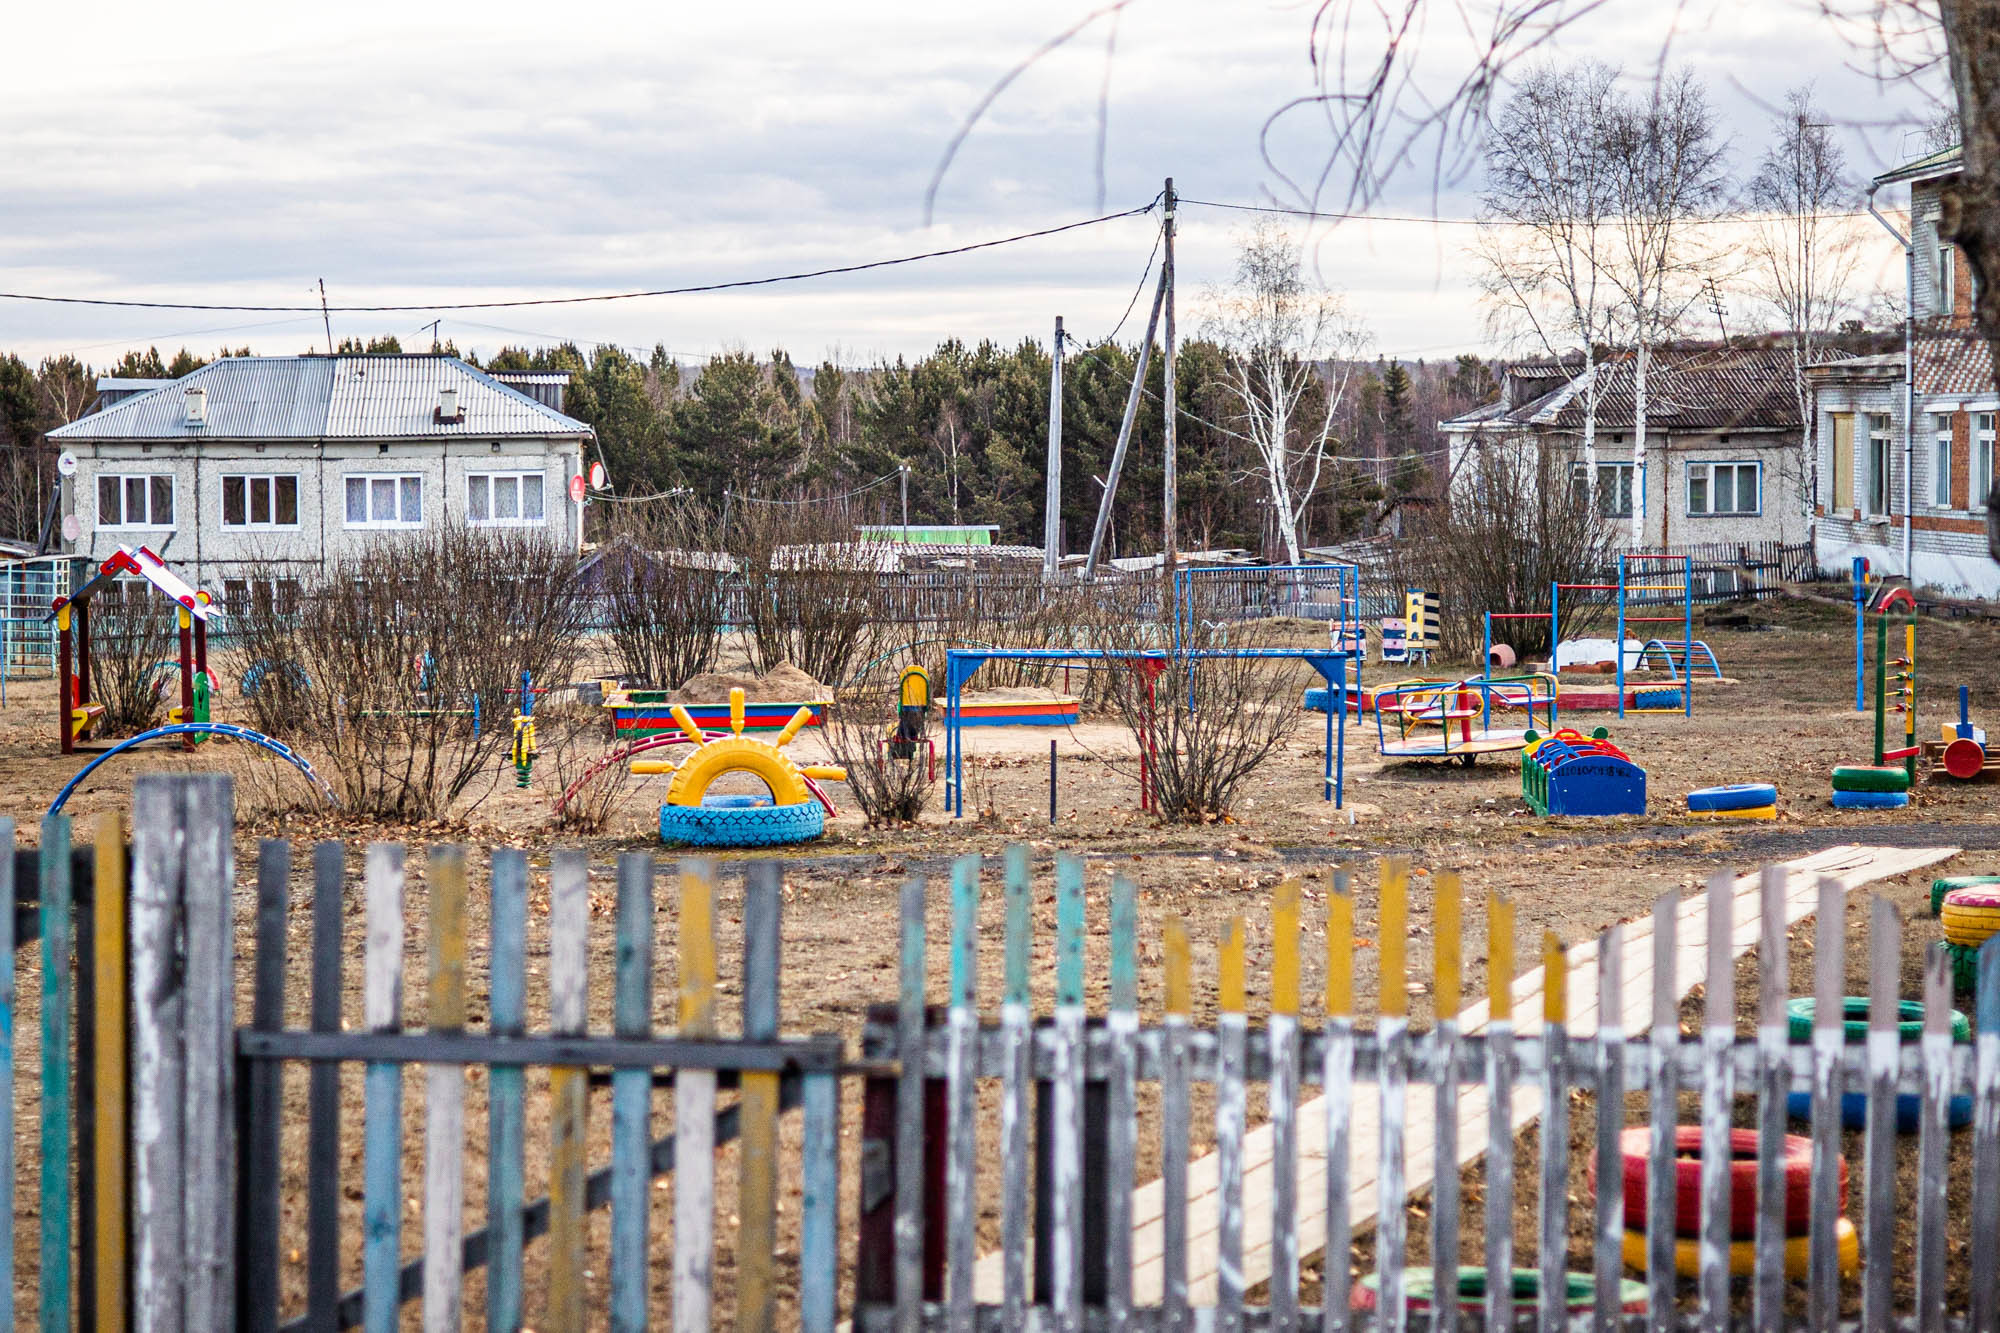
<box><xmin>640</xmin><ymin>687</ymin><xmax>847</xmax><ymax>846</ymax></box>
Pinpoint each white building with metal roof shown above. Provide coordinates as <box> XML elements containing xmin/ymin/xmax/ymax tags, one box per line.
<box><xmin>49</xmin><ymin>354</ymin><xmax>594</xmax><ymax>605</ymax></box>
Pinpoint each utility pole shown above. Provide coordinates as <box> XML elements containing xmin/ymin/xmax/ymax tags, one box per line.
<box><xmin>318</xmin><ymin>279</ymin><xmax>333</xmax><ymax>355</ymax></box>
<box><xmin>1161</xmin><ymin>177</ymin><xmax>1179</xmax><ymax>601</ymax></box>
<box><xmin>900</xmin><ymin>463</ymin><xmax>910</xmax><ymax>532</ymax></box>
<box><xmin>1043</xmin><ymin>317</ymin><xmax>1064</xmax><ymax>580</ymax></box>
<box><xmin>1084</xmin><ymin>268</ymin><xmax>1167</xmax><ymax>579</ymax></box>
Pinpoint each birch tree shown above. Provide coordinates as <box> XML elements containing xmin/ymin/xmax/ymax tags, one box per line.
<box><xmin>1476</xmin><ymin>60</ymin><xmax>1624</xmax><ymax>500</ymax></box>
<box><xmin>1204</xmin><ymin>220</ymin><xmax>1371</xmax><ymax>564</ymax></box>
<box><xmin>1745</xmin><ymin>86</ymin><xmax>1859</xmax><ymax>540</ymax></box>
<box><xmin>1601</xmin><ymin>70</ymin><xmax>1730</xmax><ymax>544</ymax></box>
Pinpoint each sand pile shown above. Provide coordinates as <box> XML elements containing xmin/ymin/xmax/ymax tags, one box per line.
<box><xmin>673</xmin><ymin>661</ymin><xmax>827</xmax><ymax>703</ymax></box>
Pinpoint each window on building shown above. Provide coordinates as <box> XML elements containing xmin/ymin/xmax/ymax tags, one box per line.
<box><xmin>222</xmin><ymin>474</ymin><xmax>300</xmax><ymax>528</ymax></box>
<box><xmin>220</xmin><ymin>577</ymin><xmax>301</xmax><ymax>616</ymax></box>
<box><xmin>1934</xmin><ymin>414</ymin><xmax>1955</xmax><ymax>508</ymax></box>
<box><xmin>466</xmin><ymin>471</ymin><xmax>546</xmax><ymax>525</ymax></box>
<box><xmin>1940</xmin><ymin>244</ymin><xmax>1957</xmax><ymax>317</ymax></box>
<box><xmin>1978</xmin><ymin>413</ymin><xmax>1998</xmax><ymax>507</ymax></box>
<box><xmin>1867</xmin><ymin>413</ymin><xmax>1893</xmax><ymax>515</ymax></box>
<box><xmin>1830</xmin><ymin>413</ymin><xmax>1854</xmax><ymax>510</ymax></box>
<box><xmin>1687</xmin><ymin>461</ymin><xmax>1761</xmax><ymax>516</ymax></box>
<box><xmin>1570</xmin><ymin>461</ymin><xmax>1635</xmax><ymax>518</ymax></box>
<box><xmin>95</xmin><ymin>473</ymin><xmax>175</xmax><ymax>528</ymax></box>
<box><xmin>344</xmin><ymin>474</ymin><xmax>423</xmax><ymax>528</ymax></box>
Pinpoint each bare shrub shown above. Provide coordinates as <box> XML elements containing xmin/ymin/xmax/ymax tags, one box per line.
<box><xmin>1387</xmin><ymin>439</ymin><xmax>1617</xmax><ymax>660</ymax></box>
<box><xmin>732</xmin><ymin>498</ymin><xmax>882</xmax><ymax>686</ymax></box>
<box><xmin>535</xmin><ymin>698</ymin><xmax>632</xmax><ymax>833</ymax></box>
<box><xmin>85</xmin><ymin>589</ymin><xmax>179</xmax><ymax>734</ymax></box>
<box><xmin>821</xmin><ymin>690</ymin><xmax>935</xmax><ymax>825</ymax></box>
<box><xmin>231</xmin><ymin>528</ymin><xmax>592</xmax><ymax>821</ymax></box>
<box><xmin>597</xmin><ymin>501</ymin><xmax>729</xmax><ymax>689</ymax></box>
<box><xmin>1098</xmin><ymin>617</ymin><xmax>1309</xmax><ymax>823</ymax></box>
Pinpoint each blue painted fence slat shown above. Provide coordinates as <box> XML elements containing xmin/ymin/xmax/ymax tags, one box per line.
<box><xmin>488</xmin><ymin>848</ymin><xmax>528</xmax><ymax>1333</ymax></box>
<box><xmin>361</xmin><ymin>844</ymin><xmax>407</xmax><ymax>1333</ymax></box>
<box><xmin>40</xmin><ymin>814</ymin><xmax>72</xmax><ymax>1333</ymax></box>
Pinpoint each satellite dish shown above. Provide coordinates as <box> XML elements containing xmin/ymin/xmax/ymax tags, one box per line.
<box><xmin>589</xmin><ymin>461</ymin><xmax>608</xmax><ymax>490</ymax></box>
<box><xmin>61</xmin><ymin>514</ymin><xmax>80</xmax><ymax>542</ymax></box>
<box><xmin>56</xmin><ymin>451</ymin><xmax>77</xmax><ymax>477</ymax></box>
<box><xmin>569</xmin><ymin>474</ymin><xmax>586</xmax><ymax>504</ymax></box>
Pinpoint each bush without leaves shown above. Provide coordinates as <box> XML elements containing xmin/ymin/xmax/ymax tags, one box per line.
<box><xmin>84</xmin><ymin>590</ymin><xmax>179</xmax><ymax>735</ymax></box>
<box><xmin>821</xmin><ymin>691</ymin><xmax>935</xmax><ymax>825</ymax></box>
<box><xmin>597</xmin><ymin>502</ymin><xmax>728</xmax><ymax>688</ymax></box>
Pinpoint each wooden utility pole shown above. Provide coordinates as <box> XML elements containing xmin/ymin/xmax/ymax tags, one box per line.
<box><xmin>1161</xmin><ymin>178</ymin><xmax>1179</xmax><ymax>599</ymax></box>
<box><xmin>1043</xmin><ymin>317</ymin><xmax>1064</xmax><ymax>580</ymax></box>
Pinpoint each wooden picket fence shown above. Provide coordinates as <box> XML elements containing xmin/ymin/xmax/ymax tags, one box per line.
<box><xmin>4</xmin><ymin>778</ymin><xmax>2000</xmax><ymax>1329</ymax></box>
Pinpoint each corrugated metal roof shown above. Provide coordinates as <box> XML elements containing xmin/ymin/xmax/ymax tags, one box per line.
<box><xmin>1444</xmin><ymin>348</ymin><xmax>1808</xmax><ymax>435</ymax></box>
<box><xmin>52</xmin><ymin>355</ymin><xmax>592</xmax><ymax>442</ymax></box>
<box><xmin>1874</xmin><ymin>144</ymin><xmax>1962</xmax><ymax>188</ymax></box>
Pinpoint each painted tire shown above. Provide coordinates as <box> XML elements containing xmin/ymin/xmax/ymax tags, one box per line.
<box><xmin>1948</xmin><ymin>941</ymin><xmax>1985</xmax><ymax>995</ymax></box>
<box><xmin>1601</xmin><ymin>1126</ymin><xmax>1832</xmax><ymax>1238</ymax></box>
<box><xmin>1876</xmin><ymin>587</ymin><xmax>1918</xmax><ymax>614</ymax></box>
<box><xmin>1830</xmin><ymin>765</ymin><xmax>1911</xmax><ymax>793</ymax></box>
<box><xmin>1831</xmin><ymin>788</ymin><xmax>1910</xmax><ymax>810</ymax></box>
<box><xmin>664</xmin><ymin>735</ymin><xmax>811</xmax><ymax>807</ymax></box>
<box><xmin>1786</xmin><ymin>1089</ymin><xmax>1973</xmax><ymax>1132</ymax></box>
<box><xmin>1686</xmin><ymin>783</ymin><xmax>1777</xmax><ymax>812</ymax></box>
<box><xmin>1631</xmin><ymin>689</ymin><xmax>1683</xmax><ymax>710</ymax></box>
<box><xmin>1932</xmin><ymin>876</ymin><xmax>2000</xmax><ymax>916</ymax></box>
<box><xmin>1620</xmin><ymin>1217</ymin><xmax>1860</xmax><ymax>1278</ymax></box>
<box><xmin>1784</xmin><ymin>996</ymin><xmax>1970</xmax><ymax>1044</ymax></box>
<box><xmin>659</xmin><ymin>798</ymin><xmax>824</xmax><ymax>847</ymax></box>
<box><xmin>1702</xmin><ymin>804</ymin><xmax>1778</xmax><ymax>820</ymax></box>
<box><xmin>1303</xmin><ymin>687</ymin><xmax>1330</xmax><ymax>713</ymax></box>
<box><xmin>1941</xmin><ymin>899</ymin><xmax>2000</xmax><ymax>948</ymax></box>
<box><xmin>1350</xmin><ymin>1267</ymin><xmax>1645</xmax><ymax>1314</ymax></box>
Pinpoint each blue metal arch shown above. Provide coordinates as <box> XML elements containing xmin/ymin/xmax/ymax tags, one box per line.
<box><xmin>49</xmin><ymin>723</ymin><xmax>339</xmax><ymax>817</ymax></box>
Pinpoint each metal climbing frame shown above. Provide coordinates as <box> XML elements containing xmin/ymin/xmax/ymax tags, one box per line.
<box><xmin>943</xmin><ymin>647</ymin><xmax>1357</xmax><ymax>814</ymax></box>
<box><xmin>1617</xmin><ymin>553</ymin><xmax>1696</xmax><ymax>717</ymax></box>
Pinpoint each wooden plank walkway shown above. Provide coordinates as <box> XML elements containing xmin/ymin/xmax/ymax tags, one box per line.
<box><xmin>968</xmin><ymin>842</ymin><xmax>1958</xmax><ymax>1307</ymax></box>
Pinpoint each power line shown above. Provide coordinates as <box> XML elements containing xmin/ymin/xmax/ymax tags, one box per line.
<box><xmin>0</xmin><ymin>200</ymin><xmax>1161</xmax><ymax>316</ymax></box>
<box><xmin>729</xmin><ymin>471</ymin><xmax>903</xmax><ymax>506</ymax></box>
<box><xmin>1181</xmin><ymin>196</ymin><xmax>1890</xmax><ymax>227</ymax></box>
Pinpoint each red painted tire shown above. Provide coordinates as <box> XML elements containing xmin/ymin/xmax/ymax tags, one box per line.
<box><xmin>1944</xmin><ymin>738</ymin><xmax>1989</xmax><ymax>780</ymax></box>
<box><xmin>1592</xmin><ymin>1126</ymin><xmax>1840</xmax><ymax>1238</ymax></box>
<box><xmin>1875</xmin><ymin>587</ymin><xmax>1917</xmax><ymax>614</ymax></box>
<box><xmin>1944</xmin><ymin>885</ymin><xmax>2000</xmax><ymax>910</ymax></box>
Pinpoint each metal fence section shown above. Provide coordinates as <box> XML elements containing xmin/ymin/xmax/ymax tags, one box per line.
<box><xmin>1</xmin><ymin>556</ymin><xmax>77</xmax><ymax>682</ymax></box>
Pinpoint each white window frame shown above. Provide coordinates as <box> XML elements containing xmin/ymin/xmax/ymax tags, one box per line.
<box><xmin>1940</xmin><ymin>244</ymin><xmax>1957</xmax><ymax>317</ymax></box>
<box><xmin>1867</xmin><ymin>414</ymin><xmax>1894</xmax><ymax>516</ymax></box>
<box><xmin>343</xmin><ymin>473</ymin><xmax>424</xmax><ymax>529</ymax></box>
<box><xmin>1686</xmin><ymin>460</ymin><xmax>1761</xmax><ymax>517</ymax></box>
<box><xmin>466</xmin><ymin>470</ymin><xmax>547</xmax><ymax>526</ymax></box>
<box><xmin>95</xmin><ymin>472</ymin><xmax>176</xmax><ymax>529</ymax></box>
<box><xmin>1978</xmin><ymin>412</ymin><xmax>1997</xmax><ymax>508</ymax></box>
<box><xmin>1933</xmin><ymin>413</ymin><xmax>1955</xmax><ymax>509</ymax></box>
<box><xmin>221</xmin><ymin>473</ymin><xmax>301</xmax><ymax>529</ymax></box>
<box><xmin>1571</xmin><ymin>461</ymin><xmax>1635</xmax><ymax>518</ymax></box>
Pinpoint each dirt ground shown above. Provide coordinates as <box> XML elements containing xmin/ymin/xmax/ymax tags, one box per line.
<box><xmin>3</xmin><ymin>590</ymin><xmax>1999</xmax><ymax>1325</ymax></box>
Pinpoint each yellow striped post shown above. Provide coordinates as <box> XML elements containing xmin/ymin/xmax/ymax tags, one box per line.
<box><xmin>1543</xmin><ymin>930</ymin><xmax>1566</xmax><ymax>1026</ymax></box>
<box><xmin>668</xmin><ymin>703</ymin><xmax>707</xmax><ymax>745</ymax></box>
<box><xmin>424</xmin><ymin>847</ymin><xmax>469</xmax><ymax>1328</ymax></box>
<box><xmin>93</xmin><ymin>813</ymin><xmax>127</xmax><ymax>1331</ymax></box>
<box><xmin>1272</xmin><ymin>879</ymin><xmax>1300</xmax><ymax>1019</ymax></box>
<box><xmin>729</xmin><ymin>686</ymin><xmax>746</xmax><ymax>736</ymax></box>
<box><xmin>1379</xmin><ymin>855</ymin><xmax>1410</xmax><ymax>1018</ymax></box>
<box><xmin>1164</xmin><ymin>916</ymin><xmax>1191</xmax><ymax>1018</ymax></box>
<box><xmin>1435</xmin><ymin>870</ymin><xmax>1462</xmax><ymax>1022</ymax></box>
<box><xmin>674</xmin><ymin>861</ymin><xmax>720</xmax><ymax>1330</ymax></box>
<box><xmin>1220</xmin><ymin>917</ymin><xmax>1246</xmax><ymax>1014</ymax></box>
<box><xmin>1489</xmin><ymin>892</ymin><xmax>1515</xmax><ymax>1022</ymax></box>
<box><xmin>1326</xmin><ymin>878</ymin><xmax>1354</xmax><ymax>1019</ymax></box>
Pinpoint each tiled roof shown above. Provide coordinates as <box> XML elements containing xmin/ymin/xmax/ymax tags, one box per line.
<box><xmin>52</xmin><ymin>355</ymin><xmax>592</xmax><ymax>442</ymax></box>
<box><xmin>1914</xmin><ymin>335</ymin><xmax>1999</xmax><ymax>398</ymax></box>
<box><xmin>1446</xmin><ymin>347</ymin><xmax>1808</xmax><ymax>434</ymax></box>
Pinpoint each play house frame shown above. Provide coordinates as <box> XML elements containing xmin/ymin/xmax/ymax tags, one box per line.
<box><xmin>49</xmin><ymin>545</ymin><xmax>214</xmax><ymax>754</ymax></box>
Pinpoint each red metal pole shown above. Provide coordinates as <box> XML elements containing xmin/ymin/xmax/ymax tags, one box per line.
<box><xmin>57</xmin><ymin>601</ymin><xmax>74</xmax><ymax>755</ymax></box>
<box><xmin>179</xmin><ymin>608</ymin><xmax>195</xmax><ymax>751</ymax></box>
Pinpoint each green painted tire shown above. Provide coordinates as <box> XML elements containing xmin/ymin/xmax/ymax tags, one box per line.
<box><xmin>1948</xmin><ymin>942</ymin><xmax>1986</xmax><ymax>996</ymax></box>
<box><xmin>1785</xmin><ymin>996</ymin><xmax>1969</xmax><ymax>1044</ymax></box>
<box><xmin>1932</xmin><ymin>875</ymin><xmax>2000</xmax><ymax>916</ymax></box>
<box><xmin>1830</xmin><ymin>765</ymin><xmax>1911</xmax><ymax>793</ymax></box>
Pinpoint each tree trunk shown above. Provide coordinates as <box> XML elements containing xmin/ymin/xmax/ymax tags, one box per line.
<box><xmin>1938</xmin><ymin>0</ymin><xmax>2000</xmax><ymax>550</ymax></box>
<box><xmin>1631</xmin><ymin>338</ymin><xmax>1649</xmax><ymax>547</ymax></box>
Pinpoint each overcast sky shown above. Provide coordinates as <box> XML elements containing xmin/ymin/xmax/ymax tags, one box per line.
<box><xmin>0</xmin><ymin>0</ymin><xmax>1951</xmax><ymax>372</ymax></box>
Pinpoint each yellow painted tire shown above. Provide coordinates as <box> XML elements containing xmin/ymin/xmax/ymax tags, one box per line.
<box><xmin>1940</xmin><ymin>903</ymin><xmax>2000</xmax><ymax>947</ymax></box>
<box><xmin>1620</xmin><ymin>1216</ymin><xmax>1858</xmax><ymax>1278</ymax></box>
<box><xmin>664</xmin><ymin>736</ymin><xmax>809</xmax><ymax>807</ymax></box>
<box><xmin>1705</xmin><ymin>804</ymin><xmax>1778</xmax><ymax>820</ymax></box>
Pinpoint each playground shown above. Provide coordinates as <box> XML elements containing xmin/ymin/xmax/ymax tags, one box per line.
<box><xmin>3</xmin><ymin>572</ymin><xmax>2000</xmax><ymax>1324</ymax></box>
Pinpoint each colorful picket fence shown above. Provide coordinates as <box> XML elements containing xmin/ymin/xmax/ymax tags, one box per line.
<box><xmin>4</xmin><ymin>777</ymin><xmax>2000</xmax><ymax>1329</ymax></box>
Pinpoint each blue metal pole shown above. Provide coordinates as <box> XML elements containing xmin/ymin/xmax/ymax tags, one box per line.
<box><xmin>1334</xmin><ymin>662</ymin><xmax>1346</xmax><ymax>808</ymax></box>
<box><xmin>1854</xmin><ymin>556</ymin><xmax>1866</xmax><ymax>711</ymax></box>
<box><xmin>1683</xmin><ymin>554</ymin><xmax>1693</xmax><ymax>717</ymax></box>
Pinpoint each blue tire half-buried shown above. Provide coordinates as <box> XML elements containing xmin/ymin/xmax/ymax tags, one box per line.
<box><xmin>659</xmin><ymin>795</ymin><xmax>824</xmax><ymax>847</ymax></box>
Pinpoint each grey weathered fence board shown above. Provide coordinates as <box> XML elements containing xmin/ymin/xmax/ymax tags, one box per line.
<box><xmin>1864</xmin><ymin>898</ymin><xmax>1901</xmax><ymax>1333</ymax></box>
<box><xmin>1753</xmin><ymin>866</ymin><xmax>1789</xmax><ymax>1330</ymax></box>
<box><xmin>1809</xmin><ymin>877</ymin><xmax>1847</xmax><ymax>1332</ymax></box>
<box><xmin>1698</xmin><ymin>869</ymin><xmax>1735</xmax><ymax>1333</ymax></box>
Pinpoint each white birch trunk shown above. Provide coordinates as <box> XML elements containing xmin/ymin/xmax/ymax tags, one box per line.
<box><xmin>1631</xmin><ymin>337</ymin><xmax>1650</xmax><ymax>546</ymax></box>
